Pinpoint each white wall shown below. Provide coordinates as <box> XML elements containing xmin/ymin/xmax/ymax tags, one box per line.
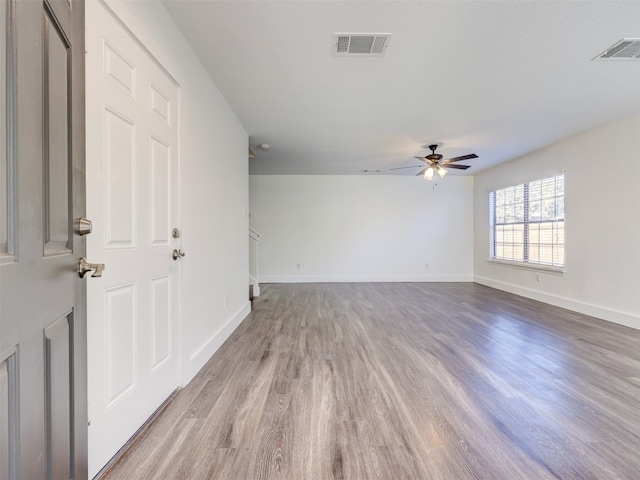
<box><xmin>111</xmin><ymin>0</ymin><xmax>250</xmax><ymax>384</ymax></box>
<box><xmin>250</xmin><ymin>175</ymin><xmax>474</xmax><ymax>282</ymax></box>
<box><xmin>474</xmin><ymin>114</ymin><xmax>640</xmax><ymax>329</ymax></box>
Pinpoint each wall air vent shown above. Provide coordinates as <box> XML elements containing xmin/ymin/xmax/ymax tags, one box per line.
<box><xmin>593</xmin><ymin>38</ymin><xmax>640</xmax><ymax>60</ymax></box>
<box><xmin>333</xmin><ymin>33</ymin><xmax>391</xmax><ymax>56</ymax></box>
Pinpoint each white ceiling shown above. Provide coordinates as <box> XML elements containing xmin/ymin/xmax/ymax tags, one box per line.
<box><xmin>162</xmin><ymin>0</ymin><xmax>640</xmax><ymax>176</ymax></box>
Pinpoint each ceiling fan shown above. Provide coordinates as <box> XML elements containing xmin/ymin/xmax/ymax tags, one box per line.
<box><xmin>391</xmin><ymin>144</ymin><xmax>478</xmax><ymax>180</ymax></box>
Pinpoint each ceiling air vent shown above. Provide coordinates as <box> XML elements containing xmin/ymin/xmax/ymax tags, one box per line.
<box><xmin>593</xmin><ymin>38</ymin><xmax>640</xmax><ymax>61</ymax></box>
<box><xmin>333</xmin><ymin>33</ymin><xmax>391</xmax><ymax>56</ymax></box>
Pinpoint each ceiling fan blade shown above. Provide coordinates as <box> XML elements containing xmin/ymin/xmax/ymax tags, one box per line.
<box><xmin>414</xmin><ymin>156</ymin><xmax>427</xmax><ymax>161</ymax></box>
<box><xmin>415</xmin><ymin>167</ymin><xmax>427</xmax><ymax>177</ymax></box>
<box><xmin>445</xmin><ymin>153</ymin><xmax>478</xmax><ymax>163</ymax></box>
<box><xmin>441</xmin><ymin>163</ymin><xmax>471</xmax><ymax>170</ymax></box>
<box><xmin>389</xmin><ymin>165</ymin><xmax>422</xmax><ymax>171</ymax></box>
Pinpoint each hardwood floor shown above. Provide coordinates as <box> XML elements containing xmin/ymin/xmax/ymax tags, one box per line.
<box><xmin>101</xmin><ymin>283</ymin><xmax>640</xmax><ymax>479</ymax></box>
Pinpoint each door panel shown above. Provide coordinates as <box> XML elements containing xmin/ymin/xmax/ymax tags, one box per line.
<box><xmin>0</xmin><ymin>0</ymin><xmax>6</xmax><ymax>257</ymax></box>
<box><xmin>104</xmin><ymin>108</ymin><xmax>136</xmax><ymax>248</ymax></box>
<box><xmin>0</xmin><ymin>0</ymin><xmax>13</xmax><ymax>261</ymax></box>
<box><xmin>150</xmin><ymin>275</ymin><xmax>171</xmax><ymax>370</ymax></box>
<box><xmin>0</xmin><ymin>349</ymin><xmax>18</xmax><ymax>479</ymax></box>
<box><xmin>44</xmin><ymin>313</ymin><xmax>73</xmax><ymax>480</ymax></box>
<box><xmin>86</xmin><ymin>2</ymin><xmax>181</xmax><ymax>476</ymax></box>
<box><xmin>44</xmin><ymin>12</ymin><xmax>72</xmax><ymax>255</ymax></box>
<box><xmin>150</xmin><ymin>137</ymin><xmax>171</xmax><ymax>246</ymax></box>
<box><xmin>104</xmin><ymin>284</ymin><xmax>136</xmax><ymax>407</ymax></box>
<box><xmin>104</xmin><ymin>41</ymin><xmax>135</xmax><ymax>97</ymax></box>
<box><xmin>0</xmin><ymin>0</ymin><xmax>86</xmax><ymax>478</ymax></box>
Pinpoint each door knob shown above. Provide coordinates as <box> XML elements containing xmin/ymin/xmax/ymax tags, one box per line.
<box><xmin>78</xmin><ymin>257</ymin><xmax>105</xmax><ymax>278</ymax></box>
<box><xmin>172</xmin><ymin>249</ymin><xmax>185</xmax><ymax>260</ymax></box>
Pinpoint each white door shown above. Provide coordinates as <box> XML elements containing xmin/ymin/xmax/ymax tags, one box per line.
<box><xmin>85</xmin><ymin>2</ymin><xmax>182</xmax><ymax>476</ymax></box>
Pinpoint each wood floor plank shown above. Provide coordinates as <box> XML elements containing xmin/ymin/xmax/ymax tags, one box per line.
<box><xmin>101</xmin><ymin>283</ymin><xmax>640</xmax><ymax>479</ymax></box>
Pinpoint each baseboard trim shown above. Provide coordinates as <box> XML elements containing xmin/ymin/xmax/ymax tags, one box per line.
<box><xmin>183</xmin><ymin>301</ymin><xmax>251</xmax><ymax>385</ymax></box>
<box><xmin>474</xmin><ymin>276</ymin><xmax>640</xmax><ymax>330</ymax></box>
<box><xmin>260</xmin><ymin>274</ymin><xmax>473</xmax><ymax>283</ymax></box>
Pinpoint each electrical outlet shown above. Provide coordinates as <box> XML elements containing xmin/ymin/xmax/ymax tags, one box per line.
<box><xmin>425</xmin><ymin>263</ymin><xmax>430</xmax><ymax>270</ymax></box>
<box><xmin>296</xmin><ymin>263</ymin><xmax>301</xmax><ymax>269</ymax></box>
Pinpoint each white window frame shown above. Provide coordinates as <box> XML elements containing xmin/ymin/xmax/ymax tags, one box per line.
<box><xmin>489</xmin><ymin>174</ymin><xmax>565</xmax><ymax>272</ymax></box>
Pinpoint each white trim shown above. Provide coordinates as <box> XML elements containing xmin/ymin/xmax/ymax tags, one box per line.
<box><xmin>249</xmin><ymin>228</ymin><xmax>260</xmax><ymax>240</ymax></box>
<box><xmin>249</xmin><ymin>229</ymin><xmax>260</xmax><ymax>296</ymax></box>
<box><xmin>487</xmin><ymin>258</ymin><xmax>565</xmax><ymax>274</ymax></box>
<box><xmin>260</xmin><ymin>274</ymin><xmax>473</xmax><ymax>283</ymax></box>
<box><xmin>249</xmin><ymin>275</ymin><xmax>260</xmax><ymax>296</ymax></box>
<box><xmin>474</xmin><ymin>275</ymin><xmax>640</xmax><ymax>330</ymax></box>
<box><xmin>182</xmin><ymin>301</ymin><xmax>251</xmax><ymax>386</ymax></box>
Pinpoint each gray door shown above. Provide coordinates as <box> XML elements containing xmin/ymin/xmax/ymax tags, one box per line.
<box><xmin>0</xmin><ymin>0</ymin><xmax>87</xmax><ymax>478</ymax></box>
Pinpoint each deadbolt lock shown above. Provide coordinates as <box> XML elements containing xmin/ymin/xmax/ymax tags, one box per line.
<box><xmin>76</xmin><ymin>217</ymin><xmax>93</xmax><ymax>236</ymax></box>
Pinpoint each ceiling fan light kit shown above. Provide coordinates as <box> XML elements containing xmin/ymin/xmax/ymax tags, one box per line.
<box><xmin>422</xmin><ymin>165</ymin><xmax>446</xmax><ymax>181</ymax></box>
<box><xmin>424</xmin><ymin>167</ymin><xmax>434</xmax><ymax>180</ymax></box>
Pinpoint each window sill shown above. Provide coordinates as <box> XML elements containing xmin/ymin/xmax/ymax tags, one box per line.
<box><xmin>487</xmin><ymin>258</ymin><xmax>565</xmax><ymax>275</ymax></box>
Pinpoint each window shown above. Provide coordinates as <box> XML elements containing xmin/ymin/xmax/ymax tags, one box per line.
<box><xmin>490</xmin><ymin>174</ymin><xmax>564</xmax><ymax>269</ymax></box>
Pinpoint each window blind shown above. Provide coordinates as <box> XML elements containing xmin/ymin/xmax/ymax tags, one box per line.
<box><xmin>490</xmin><ymin>175</ymin><xmax>564</xmax><ymax>268</ymax></box>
